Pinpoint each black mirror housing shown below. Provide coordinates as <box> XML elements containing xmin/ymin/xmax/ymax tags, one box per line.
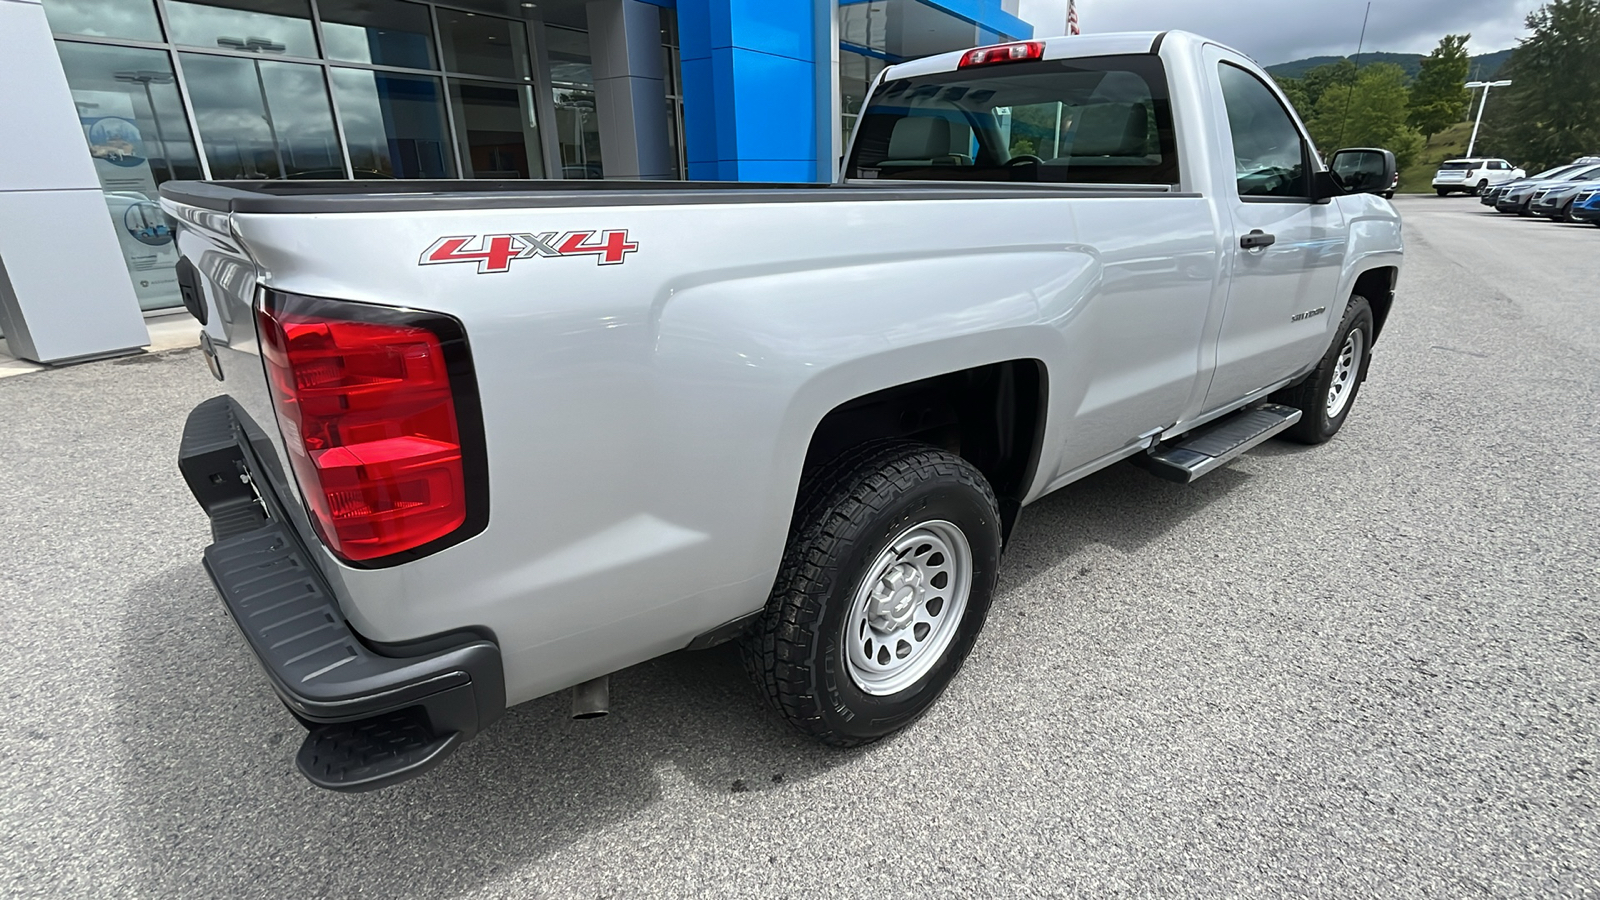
<box><xmin>1326</xmin><ymin>148</ymin><xmax>1398</xmax><ymax>198</ymax></box>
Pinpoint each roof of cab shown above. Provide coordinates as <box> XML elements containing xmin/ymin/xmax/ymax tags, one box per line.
<box><xmin>882</xmin><ymin>30</ymin><xmax>1221</xmax><ymax>81</ymax></box>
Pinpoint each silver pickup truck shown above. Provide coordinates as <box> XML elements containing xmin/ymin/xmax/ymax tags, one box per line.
<box><xmin>161</xmin><ymin>31</ymin><xmax>1403</xmax><ymax>792</ymax></box>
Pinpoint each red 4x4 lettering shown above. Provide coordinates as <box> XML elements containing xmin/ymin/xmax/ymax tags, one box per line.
<box><xmin>419</xmin><ymin>235</ymin><xmax>522</xmax><ymax>274</ymax></box>
<box><xmin>420</xmin><ymin>230</ymin><xmax>638</xmax><ymax>273</ymax></box>
<box><xmin>555</xmin><ymin>230</ymin><xmax>639</xmax><ymax>266</ymax></box>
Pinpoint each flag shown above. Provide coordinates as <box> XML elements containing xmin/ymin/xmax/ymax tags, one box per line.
<box><xmin>1067</xmin><ymin>0</ymin><xmax>1080</xmax><ymax>35</ymax></box>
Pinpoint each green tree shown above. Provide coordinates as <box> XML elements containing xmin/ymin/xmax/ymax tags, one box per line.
<box><xmin>1409</xmin><ymin>34</ymin><xmax>1473</xmax><ymax>140</ymax></box>
<box><xmin>1276</xmin><ymin>59</ymin><xmax>1359</xmax><ymax>123</ymax></box>
<box><xmin>1308</xmin><ymin>63</ymin><xmax>1426</xmax><ymax>168</ymax></box>
<box><xmin>1477</xmin><ymin>0</ymin><xmax>1600</xmax><ymax>171</ymax></box>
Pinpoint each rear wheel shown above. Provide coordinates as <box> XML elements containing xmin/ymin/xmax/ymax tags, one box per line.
<box><xmin>1436</xmin><ymin>188</ymin><xmax>1450</xmax><ymax>197</ymax></box>
<box><xmin>741</xmin><ymin>442</ymin><xmax>1001</xmax><ymax>746</ymax></box>
<box><xmin>1477</xmin><ymin>179</ymin><xmax>1489</xmax><ymax>192</ymax></box>
<box><xmin>1272</xmin><ymin>295</ymin><xmax>1374</xmax><ymax>445</ymax></box>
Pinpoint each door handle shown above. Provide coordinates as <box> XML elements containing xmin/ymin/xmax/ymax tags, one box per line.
<box><xmin>1240</xmin><ymin>230</ymin><xmax>1276</xmax><ymax>250</ymax></box>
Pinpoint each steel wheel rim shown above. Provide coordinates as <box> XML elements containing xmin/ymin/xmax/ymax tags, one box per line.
<box><xmin>843</xmin><ymin>520</ymin><xmax>973</xmax><ymax>696</ymax></box>
<box><xmin>1326</xmin><ymin>327</ymin><xmax>1364</xmax><ymax>418</ymax></box>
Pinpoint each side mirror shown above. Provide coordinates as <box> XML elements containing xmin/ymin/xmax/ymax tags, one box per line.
<box><xmin>1327</xmin><ymin>147</ymin><xmax>1397</xmax><ymax>196</ymax></box>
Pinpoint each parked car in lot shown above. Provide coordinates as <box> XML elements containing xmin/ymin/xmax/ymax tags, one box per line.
<box><xmin>160</xmin><ymin>31</ymin><xmax>1404</xmax><ymax>792</ymax></box>
<box><xmin>1570</xmin><ymin>188</ymin><xmax>1600</xmax><ymax>226</ymax></box>
<box><xmin>1531</xmin><ymin>178</ymin><xmax>1600</xmax><ymax>222</ymax></box>
<box><xmin>1499</xmin><ymin>163</ymin><xmax>1600</xmax><ymax>215</ymax></box>
<box><xmin>1490</xmin><ymin>159</ymin><xmax>1600</xmax><ymax>212</ymax></box>
<box><xmin>1433</xmin><ymin>157</ymin><xmax>1523</xmax><ymax>195</ymax></box>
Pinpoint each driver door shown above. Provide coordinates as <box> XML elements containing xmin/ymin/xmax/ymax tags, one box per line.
<box><xmin>1201</xmin><ymin>49</ymin><xmax>1347</xmax><ymax>410</ymax></box>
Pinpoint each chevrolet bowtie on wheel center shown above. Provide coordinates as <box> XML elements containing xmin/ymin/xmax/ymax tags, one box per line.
<box><xmin>164</xmin><ymin>30</ymin><xmax>1404</xmax><ymax>791</ymax></box>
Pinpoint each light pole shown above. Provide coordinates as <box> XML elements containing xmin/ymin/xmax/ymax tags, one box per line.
<box><xmin>217</xmin><ymin>36</ymin><xmax>287</xmax><ymax>178</ymax></box>
<box><xmin>112</xmin><ymin>69</ymin><xmax>176</xmax><ymax>183</ymax></box>
<box><xmin>1465</xmin><ymin>79</ymin><xmax>1512</xmax><ymax>158</ymax></box>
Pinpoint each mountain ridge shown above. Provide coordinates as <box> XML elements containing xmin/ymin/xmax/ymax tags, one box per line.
<box><xmin>1265</xmin><ymin>48</ymin><xmax>1514</xmax><ymax>81</ymax></box>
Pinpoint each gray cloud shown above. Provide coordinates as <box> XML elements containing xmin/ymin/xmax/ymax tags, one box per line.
<box><xmin>1016</xmin><ymin>0</ymin><xmax>1539</xmax><ymax>64</ymax></box>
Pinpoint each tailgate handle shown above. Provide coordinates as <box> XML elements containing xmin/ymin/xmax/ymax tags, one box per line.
<box><xmin>1240</xmin><ymin>230</ymin><xmax>1276</xmax><ymax>250</ymax></box>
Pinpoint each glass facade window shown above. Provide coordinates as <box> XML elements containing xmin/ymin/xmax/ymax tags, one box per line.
<box><xmin>54</xmin><ymin>41</ymin><xmax>202</xmax><ymax>311</ymax></box>
<box><xmin>331</xmin><ymin>69</ymin><xmax>454</xmax><ymax>178</ymax></box>
<box><xmin>182</xmin><ymin>52</ymin><xmax>341</xmax><ymax>178</ymax></box>
<box><xmin>319</xmin><ymin>0</ymin><xmax>435</xmax><ymax>70</ymax></box>
<box><xmin>546</xmin><ymin>26</ymin><xmax>602</xmax><ymax>179</ymax></box>
<box><xmin>41</xmin><ymin>0</ymin><xmax>165</xmax><ymax>42</ymax></box>
<box><xmin>661</xmin><ymin>10</ymin><xmax>684</xmax><ymax>180</ymax></box>
<box><xmin>166</xmin><ymin>0</ymin><xmax>319</xmax><ymax>60</ymax></box>
<box><xmin>438</xmin><ymin>10</ymin><xmax>532</xmax><ymax>81</ymax></box>
<box><xmin>449</xmin><ymin>81</ymin><xmax>543</xmax><ymax>179</ymax></box>
<box><xmin>840</xmin><ymin>50</ymin><xmax>885</xmax><ymax>148</ymax></box>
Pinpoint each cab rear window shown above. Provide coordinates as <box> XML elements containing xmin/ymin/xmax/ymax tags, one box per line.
<box><xmin>846</xmin><ymin>53</ymin><xmax>1179</xmax><ymax>187</ymax></box>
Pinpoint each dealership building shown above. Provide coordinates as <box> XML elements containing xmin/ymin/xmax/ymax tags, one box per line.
<box><xmin>0</xmin><ymin>0</ymin><xmax>1036</xmax><ymax>364</ymax></box>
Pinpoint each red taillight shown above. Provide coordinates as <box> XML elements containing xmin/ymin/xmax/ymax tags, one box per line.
<box><xmin>958</xmin><ymin>41</ymin><xmax>1045</xmax><ymax>68</ymax></box>
<box><xmin>257</xmin><ymin>291</ymin><xmax>483</xmax><ymax>563</ymax></box>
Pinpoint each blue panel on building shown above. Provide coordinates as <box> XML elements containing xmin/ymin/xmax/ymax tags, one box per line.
<box><xmin>678</xmin><ymin>0</ymin><xmax>817</xmax><ymax>181</ymax></box>
<box><xmin>715</xmin><ymin>47</ymin><xmax>815</xmax><ymax>160</ymax></box>
<box><xmin>712</xmin><ymin>2</ymin><xmax>815</xmax><ymax>61</ymax></box>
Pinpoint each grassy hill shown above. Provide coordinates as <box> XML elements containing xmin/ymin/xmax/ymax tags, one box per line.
<box><xmin>1266</xmin><ymin>48</ymin><xmax>1513</xmax><ymax>81</ymax></box>
<box><xmin>1396</xmin><ymin>121</ymin><xmax>1475</xmax><ymax>194</ymax></box>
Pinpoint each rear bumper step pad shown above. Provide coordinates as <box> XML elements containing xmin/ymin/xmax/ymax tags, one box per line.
<box><xmin>182</xmin><ymin>396</ymin><xmax>504</xmax><ymax>792</ymax></box>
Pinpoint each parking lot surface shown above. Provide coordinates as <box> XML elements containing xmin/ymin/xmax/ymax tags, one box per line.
<box><xmin>2</xmin><ymin>196</ymin><xmax>1596</xmax><ymax>898</ymax></box>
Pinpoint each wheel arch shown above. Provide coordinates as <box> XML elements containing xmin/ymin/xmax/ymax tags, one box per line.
<box><xmin>1351</xmin><ymin>266</ymin><xmax>1399</xmax><ymax>342</ymax></box>
<box><xmin>802</xmin><ymin>359</ymin><xmax>1049</xmax><ymax>543</ymax></box>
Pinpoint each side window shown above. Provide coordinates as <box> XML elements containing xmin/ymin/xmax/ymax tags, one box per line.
<box><xmin>1217</xmin><ymin>62</ymin><xmax>1309</xmax><ymax>198</ymax></box>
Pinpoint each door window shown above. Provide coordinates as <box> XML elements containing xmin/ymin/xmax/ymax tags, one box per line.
<box><xmin>1217</xmin><ymin>62</ymin><xmax>1308</xmax><ymax>199</ymax></box>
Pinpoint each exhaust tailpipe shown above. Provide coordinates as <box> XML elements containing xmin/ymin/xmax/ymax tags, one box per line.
<box><xmin>570</xmin><ymin>676</ymin><xmax>610</xmax><ymax>719</ymax></box>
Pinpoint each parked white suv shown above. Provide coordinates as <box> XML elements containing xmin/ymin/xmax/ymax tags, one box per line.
<box><xmin>1433</xmin><ymin>158</ymin><xmax>1524</xmax><ymax>195</ymax></box>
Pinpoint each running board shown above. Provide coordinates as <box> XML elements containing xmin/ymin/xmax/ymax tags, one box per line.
<box><xmin>1131</xmin><ymin>403</ymin><xmax>1302</xmax><ymax>484</ymax></box>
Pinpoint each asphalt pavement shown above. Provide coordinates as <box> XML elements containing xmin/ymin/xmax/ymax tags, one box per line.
<box><xmin>2</xmin><ymin>195</ymin><xmax>1596</xmax><ymax>898</ymax></box>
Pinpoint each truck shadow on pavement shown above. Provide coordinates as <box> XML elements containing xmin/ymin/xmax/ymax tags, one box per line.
<box><xmin>111</xmin><ymin>457</ymin><xmax>1252</xmax><ymax>898</ymax></box>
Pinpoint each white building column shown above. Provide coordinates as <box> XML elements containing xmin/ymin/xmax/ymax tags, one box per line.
<box><xmin>585</xmin><ymin>0</ymin><xmax>673</xmax><ymax>180</ymax></box>
<box><xmin>0</xmin><ymin>0</ymin><xmax>150</xmax><ymax>363</ymax></box>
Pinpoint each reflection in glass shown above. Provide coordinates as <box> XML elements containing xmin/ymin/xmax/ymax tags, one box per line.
<box><xmin>839</xmin><ymin>49</ymin><xmax>884</xmax><ymax>147</ymax></box>
<box><xmin>55</xmin><ymin>41</ymin><xmax>199</xmax><ymax>311</ymax></box>
<box><xmin>438</xmin><ymin>11</ymin><xmax>531</xmax><ymax>80</ymax></box>
<box><xmin>546</xmin><ymin>26</ymin><xmax>601</xmax><ymax>179</ymax></box>
<box><xmin>166</xmin><ymin>0</ymin><xmax>317</xmax><ymax>59</ymax></box>
<box><xmin>552</xmin><ymin>87</ymin><xmax>602</xmax><ymax>179</ymax></box>
<box><xmin>181</xmin><ymin>52</ymin><xmax>341</xmax><ymax>178</ymax></box>
<box><xmin>449</xmin><ymin>81</ymin><xmax>543</xmax><ymax>179</ymax></box>
<box><xmin>332</xmin><ymin>69</ymin><xmax>454</xmax><ymax>178</ymax></box>
<box><xmin>544</xmin><ymin>25</ymin><xmax>593</xmax><ymax>86</ymax></box>
<box><xmin>319</xmin><ymin>0</ymin><xmax>434</xmax><ymax>70</ymax></box>
<box><xmin>55</xmin><ymin>42</ymin><xmax>202</xmax><ymax>183</ymax></box>
<box><xmin>41</xmin><ymin>0</ymin><xmax>163</xmax><ymax>42</ymax></box>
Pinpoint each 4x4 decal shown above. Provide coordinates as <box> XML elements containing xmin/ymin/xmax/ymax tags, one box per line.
<box><xmin>420</xmin><ymin>230</ymin><xmax>638</xmax><ymax>273</ymax></box>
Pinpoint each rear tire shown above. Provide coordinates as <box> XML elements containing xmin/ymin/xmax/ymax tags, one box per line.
<box><xmin>1272</xmin><ymin>295</ymin><xmax>1375</xmax><ymax>445</ymax></box>
<box><xmin>1435</xmin><ymin>188</ymin><xmax>1450</xmax><ymax>197</ymax></box>
<box><xmin>741</xmin><ymin>442</ymin><xmax>1001</xmax><ymax>747</ymax></box>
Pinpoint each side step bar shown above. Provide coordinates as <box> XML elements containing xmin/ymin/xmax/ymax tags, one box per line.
<box><xmin>1132</xmin><ymin>403</ymin><xmax>1302</xmax><ymax>484</ymax></box>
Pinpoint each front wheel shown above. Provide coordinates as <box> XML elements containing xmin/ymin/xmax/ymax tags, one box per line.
<box><xmin>1272</xmin><ymin>295</ymin><xmax>1375</xmax><ymax>445</ymax></box>
<box><xmin>742</xmin><ymin>442</ymin><xmax>1001</xmax><ymax>746</ymax></box>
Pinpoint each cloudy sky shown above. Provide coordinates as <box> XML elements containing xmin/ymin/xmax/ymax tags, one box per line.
<box><xmin>1016</xmin><ymin>0</ymin><xmax>1542</xmax><ymax>65</ymax></box>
